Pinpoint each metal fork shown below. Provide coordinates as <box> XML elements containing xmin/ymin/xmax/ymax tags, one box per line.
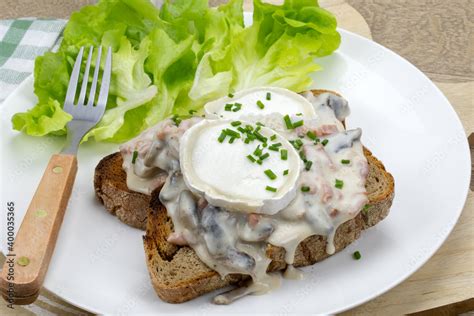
<box><xmin>0</xmin><ymin>46</ymin><xmax>111</xmax><ymax>305</ymax></box>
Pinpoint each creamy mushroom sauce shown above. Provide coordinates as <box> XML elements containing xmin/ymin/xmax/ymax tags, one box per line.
<box><xmin>120</xmin><ymin>93</ymin><xmax>368</xmax><ymax>304</ymax></box>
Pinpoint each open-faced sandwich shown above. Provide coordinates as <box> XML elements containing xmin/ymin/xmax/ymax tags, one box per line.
<box><xmin>94</xmin><ymin>87</ymin><xmax>394</xmax><ymax>304</ymax></box>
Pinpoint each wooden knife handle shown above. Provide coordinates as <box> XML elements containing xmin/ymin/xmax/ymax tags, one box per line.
<box><xmin>0</xmin><ymin>154</ymin><xmax>77</xmax><ymax>304</ymax></box>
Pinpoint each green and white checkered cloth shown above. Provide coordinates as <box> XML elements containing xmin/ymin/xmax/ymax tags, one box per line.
<box><xmin>0</xmin><ymin>18</ymin><xmax>66</xmax><ymax>102</ymax></box>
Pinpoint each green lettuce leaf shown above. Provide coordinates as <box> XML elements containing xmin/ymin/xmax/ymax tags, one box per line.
<box><xmin>83</xmin><ymin>36</ymin><xmax>157</xmax><ymax>142</ymax></box>
<box><xmin>11</xmin><ymin>98</ymin><xmax>72</xmax><ymax>136</ymax></box>
<box><xmin>12</xmin><ymin>0</ymin><xmax>340</xmax><ymax>142</ymax></box>
<box><xmin>191</xmin><ymin>0</ymin><xmax>340</xmax><ymax>96</ymax></box>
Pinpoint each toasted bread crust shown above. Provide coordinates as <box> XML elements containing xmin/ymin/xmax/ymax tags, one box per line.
<box><xmin>94</xmin><ymin>153</ymin><xmax>150</xmax><ymax>230</ymax></box>
<box><xmin>94</xmin><ymin>89</ymin><xmax>395</xmax><ymax>304</ymax></box>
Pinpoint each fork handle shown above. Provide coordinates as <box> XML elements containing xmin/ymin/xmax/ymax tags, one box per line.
<box><xmin>0</xmin><ymin>154</ymin><xmax>77</xmax><ymax>304</ymax></box>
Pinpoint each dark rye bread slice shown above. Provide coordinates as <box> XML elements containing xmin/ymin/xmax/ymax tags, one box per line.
<box><xmin>142</xmin><ymin>148</ymin><xmax>394</xmax><ymax>303</ymax></box>
<box><xmin>95</xmin><ymin>153</ymin><xmax>150</xmax><ymax>230</ymax></box>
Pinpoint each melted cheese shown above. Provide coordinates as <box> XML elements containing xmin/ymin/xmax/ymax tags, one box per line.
<box><xmin>205</xmin><ymin>87</ymin><xmax>317</xmax><ymax>120</ymax></box>
<box><xmin>179</xmin><ymin>119</ymin><xmax>301</xmax><ymax>215</ymax></box>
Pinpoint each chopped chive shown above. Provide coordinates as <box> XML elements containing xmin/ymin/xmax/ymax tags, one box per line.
<box><xmin>228</xmin><ymin>93</ymin><xmax>234</xmax><ymax>98</ymax></box>
<box><xmin>295</xmin><ymin>139</ymin><xmax>303</xmax><ymax>148</ymax></box>
<box><xmin>132</xmin><ymin>151</ymin><xmax>138</xmax><ymax>164</ymax></box>
<box><xmin>283</xmin><ymin>115</ymin><xmax>293</xmax><ymax>129</ymax></box>
<box><xmin>229</xmin><ymin>137</ymin><xmax>236</xmax><ymax>144</ymax></box>
<box><xmin>218</xmin><ymin>131</ymin><xmax>226</xmax><ymax>143</ymax></box>
<box><xmin>257</xmin><ymin>160</ymin><xmax>263</xmax><ymax>165</ymax></box>
<box><xmin>314</xmin><ymin>138</ymin><xmax>320</xmax><ymax>144</ymax></box>
<box><xmin>224</xmin><ymin>103</ymin><xmax>233</xmax><ymax>111</ymax></box>
<box><xmin>256</xmin><ymin>122</ymin><xmax>265</xmax><ymax>127</ymax></box>
<box><xmin>341</xmin><ymin>159</ymin><xmax>351</xmax><ymax>164</ymax></box>
<box><xmin>225</xmin><ymin>128</ymin><xmax>241</xmax><ymax>138</ymax></box>
<box><xmin>256</xmin><ymin>100</ymin><xmax>265</xmax><ymax>109</ymax></box>
<box><xmin>231</xmin><ymin>121</ymin><xmax>242</xmax><ymax>127</ymax></box>
<box><xmin>299</xmin><ymin>150</ymin><xmax>306</xmax><ymax>161</ymax></box>
<box><xmin>266</xmin><ymin>186</ymin><xmax>277</xmax><ymax>192</ymax></box>
<box><xmin>305</xmin><ymin>160</ymin><xmax>313</xmax><ymax>171</ymax></box>
<box><xmin>283</xmin><ymin>169</ymin><xmax>289</xmax><ymax>175</ymax></box>
<box><xmin>247</xmin><ymin>133</ymin><xmax>256</xmax><ymax>141</ymax></box>
<box><xmin>321</xmin><ymin>139</ymin><xmax>329</xmax><ymax>146</ymax></box>
<box><xmin>189</xmin><ymin>109</ymin><xmax>197</xmax><ymax>115</ymax></box>
<box><xmin>264</xmin><ymin>169</ymin><xmax>277</xmax><ymax>180</ymax></box>
<box><xmin>232</xmin><ymin>103</ymin><xmax>242</xmax><ymax>112</ymax></box>
<box><xmin>260</xmin><ymin>153</ymin><xmax>270</xmax><ymax>161</ymax></box>
<box><xmin>290</xmin><ymin>139</ymin><xmax>303</xmax><ymax>150</ymax></box>
<box><xmin>301</xmin><ymin>186</ymin><xmax>310</xmax><ymax>192</ymax></box>
<box><xmin>292</xmin><ymin>120</ymin><xmax>304</xmax><ymax>128</ymax></box>
<box><xmin>263</xmin><ymin>143</ymin><xmax>268</xmax><ymax>148</ymax></box>
<box><xmin>270</xmin><ymin>134</ymin><xmax>277</xmax><ymax>141</ymax></box>
<box><xmin>266</xmin><ymin>92</ymin><xmax>271</xmax><ymax>100</ymax></box>
<box><xmin>245</xmin><ymin>124</ymin><xmax>254</xmax><ymax>131</ymax></box>
<box><xmin>307</xmin><ymin>131</ymin><xmax>317</xmax><ymax>141</ymax></box>
<box><xmin>254</xmin><ymin>130</ymin><xmax>267</xmax><ymax>143</ymax></box>
<box><xmin>280</xmin><ymin>149</ymin><xmax>288</xmax><ymax>160</ymax></box>
<box><xmin>362</xmin><ymin>204</ymin><xmax>371</xmax><ymax>214</ymax></box>
<box><xmin>335</xmin><ymin>179</ymin><xmax>344</xmax><ymax>189</ymax></box>
<box><xmin>172</xmin><ymin>115</ymin><xmax>182</xmax><ymax>126</ymax></box>
<box><xmin>247</xmin><ymin>155</ymin><xmax>256</xmax><ymax>163</ymax></box>
<box><xmin>268</xmin><ymin>145</ymin><xmax>279</xmax><ymax>151</ymax></box>
<box><xmin>254</xmin><ymin>145</ymin><xmax>262</xmax><ymax>157</ymax></box>
<box><xmin>353</xmin><ymin>251</ymin><xmax>361</xmax><ymax>260</ymax></box>
<box><xmin>296</xmin><ymin>113</ymin><xmax>303</xmax><ymax>116</ymax></box>
<box><xmin>244</xmin><ymin>138</ymin><xmax>250</xmax><ymax>144</ymax></box>
<box><xmin>237</xmin><ymin>126</ymin><xmax>247</xmax><ymax>133</ymax></box>
<box><xmin>268</xmin><ymin>142</ymin><xmax>282</xmax><ymax>151</ymax></box>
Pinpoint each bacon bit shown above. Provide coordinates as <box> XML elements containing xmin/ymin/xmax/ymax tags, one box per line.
<box><xmin>330</xmin><ymin>209</ymin><xmax>339</xmax><ymax>218</ymax></box>
<box><xmin>167</xmin><ymin>232</ymin><xmax>188</xmax><ymax>246</ymax></box>
<box><xmin>248</xmin><ymin>213</ymin><xmax>261</xmax><ymax>228</ymax></box>
<box><xmin>316</xmin><ymin>124</ymin><xmax>338</xmax><ymax>136</ymax></box>
<box><xmin>156</xmin><ymin>130</ymin><xmax>167</xmax><ymax>140</ymax></box>
<box><xmin>294</xmin><ymin>125</ymin><xmax>309</xmax><ymax>136</ymax></box>
<box><xmin>320</xmin><ymin>183</ymin><xmax>334</xmax><ymax>203</ymax></box>
<box><xmin>156</xmin><ymin>121</ymin><xmax>176</xmax><ymax>140</ymax></box>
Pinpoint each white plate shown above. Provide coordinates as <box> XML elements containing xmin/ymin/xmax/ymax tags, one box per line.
<box><xmin>0</xmin><ymin>13</ymin><xmax>470</xmax><ymax>315</ymax></box>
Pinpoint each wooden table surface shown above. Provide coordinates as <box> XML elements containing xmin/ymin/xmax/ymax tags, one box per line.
<box><xmin>0</xmin><ymin>0</ymin><xmax>472</xmax><ymax>315</ymax></box>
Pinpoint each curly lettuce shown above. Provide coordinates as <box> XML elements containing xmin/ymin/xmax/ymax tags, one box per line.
<box><xmin>12</xmin><ymin>0</ymin><xmax>340</xmax><ymax>142</ymax></box>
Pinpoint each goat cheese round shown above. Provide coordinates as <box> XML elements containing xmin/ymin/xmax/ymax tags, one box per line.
<box><xmin>180</xmin><ymin>119</ymin><xmax>301</xmax><ymax>215</ymax></box>
<box><xmin>204</xmin><ymin>87</ymin><xmax>317</xmax><ymax>120</ymax></box>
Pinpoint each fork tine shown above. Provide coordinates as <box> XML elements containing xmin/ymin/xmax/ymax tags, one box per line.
<box><xmin>87</xmin><ymin>46</ymin><xmax>102</xmax><ymax>107</ymax></box>
<box><xmin>77</xmin><ymin>46</ymin><xmax>93</xmax><ymax>106</ymax></box>
<box><xmin>64</xmin><ymin>46</ymin><xmax>84</xmax><ymax>107</ymax></box>
<box><xmin>96</xmin><ymin>47</ymin><xmax>112</xmax><ymax>112</ymax></box>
